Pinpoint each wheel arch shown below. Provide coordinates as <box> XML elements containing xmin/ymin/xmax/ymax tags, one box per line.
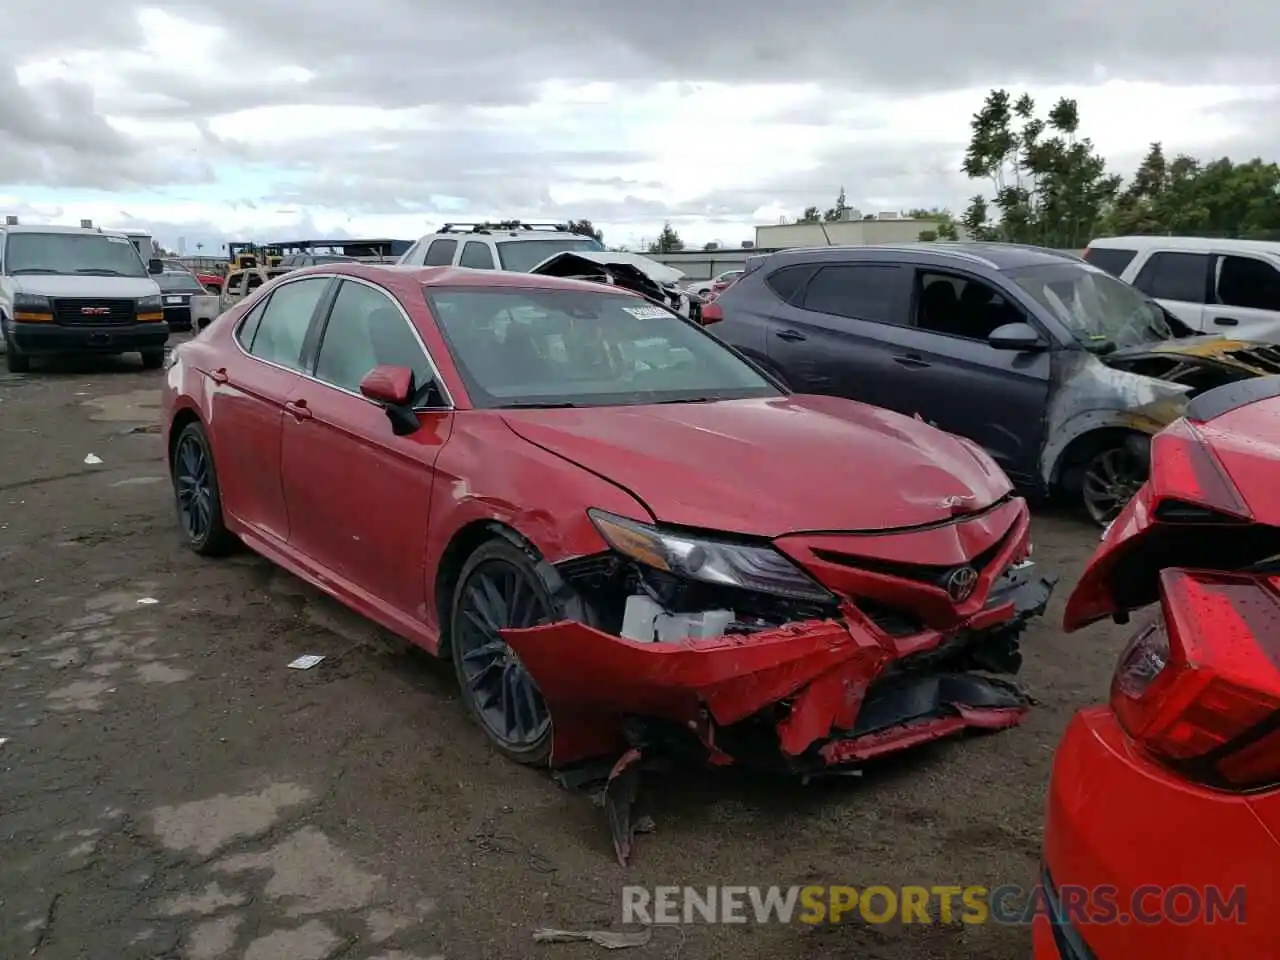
<box><xmin>1051</xmin><ymin>426</ymin><xmax>1151</xmax><ymax>497</ymax></box>
<box><xmin>167</xmin><ymin>407</ymin><xmax>204</xmax><ymax>471</ymax></box>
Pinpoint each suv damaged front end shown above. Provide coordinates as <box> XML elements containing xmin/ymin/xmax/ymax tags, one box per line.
<box><xmin>501</xmin><ymin>496</ymin><xmax>1055</xmax><ymax>863</ymax></box>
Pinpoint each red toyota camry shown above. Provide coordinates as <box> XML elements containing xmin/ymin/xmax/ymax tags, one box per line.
<box><xmin>1037</xmin><ymin>378</ymin><xmax>1280</xmax><ymax>958</ymax></box>
<box><xmin>161</xmin><ymin>263</ymin><xmax>1053</xmax><ymax>811</ymax></box>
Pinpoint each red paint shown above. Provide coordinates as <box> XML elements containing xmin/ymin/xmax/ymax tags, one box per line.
<box><xmin>1042</xmin><ymin>392</ymin><xmax>1280</xmax><ymax>958</ymax></box>
<box><xmin>162</xmin><ymin>262</ymin><xmax>1045</xmax><ymax>779</ymax></box>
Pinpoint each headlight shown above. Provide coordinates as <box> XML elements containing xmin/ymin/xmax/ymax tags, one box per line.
<box><xmin>588</xmin><ymin>509</ymin><xmax>834</xmax><ymax>603</ymax></box>
<box><xmin>13</xmin><ymin>293</ymin><xmax>52</xmax><ymax>311</ymax></box>
<box><xmin>138</xmin><ymin>294</ymin><xmax>163</xmax><ymax>311</ymax></box>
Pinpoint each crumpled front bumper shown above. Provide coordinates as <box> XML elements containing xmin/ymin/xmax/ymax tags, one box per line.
<box><xmin>501</xmin><ymin>565</ymin><xmax>1055</xmax><ymax>772</ymax></box>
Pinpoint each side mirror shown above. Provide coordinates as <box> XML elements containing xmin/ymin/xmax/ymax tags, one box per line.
<box><xmin>988</xmin><ymin>322</ymin><xmax>1047</xmax><ymax>352</ymax></box>
<box><xmin>148</xmin><ymin>258</ymin><xmax>164</xmax><ymax>274</ymax></box>
<box><xmin>359</xmin><ymin>364</ymin><xmax>414</xmax><ymax>405</ymax></box>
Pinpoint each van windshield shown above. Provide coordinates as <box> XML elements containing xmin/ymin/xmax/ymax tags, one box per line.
<box><xmin>4</xmin><ymin>233</ymin><xmax>149</xmax><ymax>278</ymax></box>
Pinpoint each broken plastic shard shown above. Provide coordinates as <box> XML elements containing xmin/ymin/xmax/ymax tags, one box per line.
<box><xmin>137</xmin><ymin>597</ymin><xmax>159</xmax><ymax>605</ymax></box>
<box><xmin>287</xmin><ymin>655</ymin><xmax>325</xmax><ymax>670</ymax></box>
<box><xmin>532</xmin><ymin>927</ymin><xmax>652</xmax><ymax>949</ymax></box>
<box><xmin>83</xmin><ymin>454</ymin><xmax>103</xmax><ymax>465</ymax></box>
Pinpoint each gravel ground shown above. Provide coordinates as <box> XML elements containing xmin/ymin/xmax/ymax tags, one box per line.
<box><xmin>0</xmin><ymin>347</ymin><xmax>1133</xmax><ymax>960</ymax></box>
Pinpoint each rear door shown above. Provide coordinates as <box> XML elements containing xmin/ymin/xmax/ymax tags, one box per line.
<box><xmin>1207</xmin><ymin>252</ymin><xmax>1280</xmax><ymax>343</ymax></box>
<box><xmin>278</xmin><ymin>277</ymin><xmax>452</xmax><ymax>621</ymax></box>
<box><xmin>763</xmin><ymin>262</ymin><xmax>913</xmax><ymax>408</ymax></box>
<box><xmin>1129</xmin><ymin>250</ymin><xmax>1211</xmax><ymax>331</ymax></box>
<box><xmin>208</xmin><ymin>276</ymin><xmax>335</xmax><ymax>545</ymax></box>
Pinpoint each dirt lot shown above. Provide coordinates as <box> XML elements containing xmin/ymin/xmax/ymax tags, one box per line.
<box><xmin>0</xmin><ymin>346</ymin><xmax>1133</xmax><ymax>960</ymax></box>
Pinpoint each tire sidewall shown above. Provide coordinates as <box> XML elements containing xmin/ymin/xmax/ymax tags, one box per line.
<box><xmin>172</xmin><ymin>421</ymin><xmax>227</xmax><ymax>554</ymax></box>
<box><xmin>449</xmin><ymin>538</ymin><xmax>558</xmax><ymax>765</ymax></box>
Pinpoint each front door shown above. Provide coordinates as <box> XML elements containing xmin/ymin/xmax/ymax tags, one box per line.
<box><xmin>1130</xmin><ymin>250</ymin><xmax>1211</xmax><ymax>332</ymax></box>
<box><xmin>872</xmin><ymin>269</ymin><xmax>1052</xmax><ymax>486</ymax></box>
<box><xmin>207</xmin><ymin>276</ymin><xmax>334</xmax><ymax>544</ymax></box>
<box><xmin>279</xmin><ymin>277</ymin><xmax>452</xmax><ymax>623</ymax></box>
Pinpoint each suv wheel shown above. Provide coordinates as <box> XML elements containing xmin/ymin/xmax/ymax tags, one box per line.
<box><xmin>4</xmin><ymin>334</ymin><xmax>29</xmax><ymax>373</ymax></box>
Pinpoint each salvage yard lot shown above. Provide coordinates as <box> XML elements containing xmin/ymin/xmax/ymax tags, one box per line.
<box><xmin>0</xmin><ymin>349</ymin><xmax>1129</xmax><ymax>960</ymax></box>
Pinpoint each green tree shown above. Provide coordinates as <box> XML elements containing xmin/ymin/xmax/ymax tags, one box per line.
<box><xmin>909</xmin><ymin>207</ymin><xmax>960</xmax><ymax>241</ymax></box>
<box><xmin>646</xmin><ymin>222</ymin><xmax>684</xmax><ymax>254</ymax></box>
<box><xmin>567</xmin><ymin>219</ymin><xmax>603</xmax><ymax>243</ymax></box>
<box><xmin>823</xmin><ymin>187</ymin><xmax>850</xmax><ymax>222</ymax></box>
<box><xmin>798</xmin><ymin>206</ymin><xmax>821</xmax><ymax>223</ymax></box>
<box><xmin>960</xmin><ymin>89</ymin><xmax>1120</xmax><ymax>248</ymax></box>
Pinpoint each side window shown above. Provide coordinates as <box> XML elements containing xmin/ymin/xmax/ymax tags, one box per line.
<box><xmin>423</xmin><ymin>239</ymin><xmax>457</xmax><ymax>266</ymax></box>
<box><xmin>764</xmin><ymin>265</ymin><xmax>818</xmax><ymax>304</ymax></box>
<box><xmin>314</xmin><ymin>281</ymin><xmax>433</xmax><ymax>396</ymax></box>
<box><xmin>1133</xmin><ymin>252</ymin><xmax>1210</xmax><ymax>303</ymax></box>
<box><xmin>459</xmin><ymin>241</ymin><xmax>495</xmax><ymax>269</ymax></box>
<box><xmin>247</xmin><ymin>272</ymin><xmax>266</xmax><ymax>292</ymax></box>
<box><xmin>248</xmin><ymin>278</ymin><xmax>330</xmax><ymax>370</ymax></box>
<box><xmin>225</xmin><ymin>271</ymin><xmax>246</xmax><ymax>297</ymax></box>
<box><xmin>914</xmin><ymin>272</ymin><xmax>1024</xmax><ymax>340</ymax></box>
<box><xmin>1215</xmin><ymin>255</ymin><xmax>1280</xmax><ymax>312</ymax></box>
<box><xmin>798</xmin><ymin>264</ymin><xmax>909</xmax><ymax>325</ymax></box>
<box><xmin>235</xmin><ymin>298</ymin><xmax>270</xmax><ymax>350</ymax></box>
<box><xmin>1083</xmin><ymin>246</ymin><xmax>1138</xmax><ymax>277</ymax></box>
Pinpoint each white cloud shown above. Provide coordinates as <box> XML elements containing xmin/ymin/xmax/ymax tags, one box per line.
<box><xmin>2</xmin><ymin>0</ymin><xmax>1279</xmax><ymax>251</ymax></box>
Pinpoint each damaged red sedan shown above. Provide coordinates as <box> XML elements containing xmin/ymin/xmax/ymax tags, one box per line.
<box><xmin>1037</xmin><ymin>377</ymin><xmax>1280</xmax><ymax>958</ymax></box>
<box><xmin>161</xmin><ymin>263</ymin><xmax>1054</xmax><ymax>857</ymax></box>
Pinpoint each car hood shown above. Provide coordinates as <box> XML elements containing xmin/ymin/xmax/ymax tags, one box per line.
<box><xmin>529</xmin><ymin>250</ymin><xmax>686</xmax><ymax>286</ymax></box>
<box><xmin>1107</xmin><ymin>335</ymin><xmax>1280</xmax><ymax>375</ymax></box>
<box><xmin>10</xmin><ymin>275</ymin><xmax>161</xmax><ymax>298</ymax></box>
<box><xmin>500</xmin><ymin>395</ymin><xmax>1013</xmax><ymax>537</ymax></box>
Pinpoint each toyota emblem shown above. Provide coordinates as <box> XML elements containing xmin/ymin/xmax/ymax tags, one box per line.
<box><xmin>944</xmin><ymin>566</ymin><xmax>979</xmax><ymax>602</ymax></box>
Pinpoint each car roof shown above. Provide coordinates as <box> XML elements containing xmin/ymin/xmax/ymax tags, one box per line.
<box><xmin>282</xmin><ymin>262</ymin><xmax>647</xmax><ymax>296</ymax></box>
<box><xmin>0</xmin><ymin>224</ymin><xmax>131</xmax><ymax>237</ymax></box>
<box><xmin>1087</xmin><ymin>235</ymin><xmax>1280</xmax><ymax>255</ymax></box>
<box><xmin>761</xmin><ymin>241</ymin><xmax>1083</xmax><ymax>272</ymax></box>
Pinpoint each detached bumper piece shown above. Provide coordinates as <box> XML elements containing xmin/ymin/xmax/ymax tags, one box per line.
<box><xmin>502</xmin><ymin>562</ymin><xmax>1055</xmax><ymax>864</ymax></box>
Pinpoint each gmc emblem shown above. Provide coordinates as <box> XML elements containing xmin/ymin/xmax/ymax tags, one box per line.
<box><xmin>80</xmin><ymin>306</ymin><xmax>110</xmax><ymax>316</ymax></box>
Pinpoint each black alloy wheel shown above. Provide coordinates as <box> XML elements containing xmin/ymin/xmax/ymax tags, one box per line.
<box><xmin>1081</xmin><ymin>444</ymin><xmax>1148</xmax><ymax>527</ymax></box>
<box><xmin>172</xmin><ymin>422</ymin><xmax>235</xmax><ymax>555</ymax></box>
<box><xmin>450</xmin><ymin>539</ymin><xmax>558</xmax><ymax>764</ymax></box>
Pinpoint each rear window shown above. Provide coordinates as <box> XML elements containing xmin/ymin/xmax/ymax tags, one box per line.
<box><xmin>1083</xmin><ymin>246</ymin><xmax>1138</xmax><ymax>277</ymax></box>
<box><xmin>494</xmin><ymin>237</ymin><xmax>606</xmax><ymax>272</ymax></box>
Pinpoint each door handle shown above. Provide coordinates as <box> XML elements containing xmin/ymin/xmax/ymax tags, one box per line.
<box><xmin>209</xmin><ymin>367</ymin><xmax>229</xmax><ymax>384</ymax></box>
<box><xmin>284</xmin><ymin>399</ymin><xmax>313</xmax><ymax>421</ymax></box>
<box><xmin>774</xmin><ymin>329</ymin><xmax>806</xmax><ymax>342</ymax></box>
<box><xmin>892</xmin><ymin>353</ymin><xmax>931</xmax><ymax>368</ymax></box>
<box><xmin>1213</xmin><ymin>316</ymin><xmax>1239</xmax><ymax>326</ymax></box>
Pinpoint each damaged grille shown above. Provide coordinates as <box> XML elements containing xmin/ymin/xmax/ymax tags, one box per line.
<box><xmin>1226</xmin><ymin>346</ymin><xmax>1280</xmax><ymax>374</ymax></box>
<box><xmin>811</xmin><ymin>525</ymin><xmax>1013</xmax><ymax>593</ymax></box>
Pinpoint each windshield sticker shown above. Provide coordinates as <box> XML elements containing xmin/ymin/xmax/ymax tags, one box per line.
<box><xmin>622</xmin><ymin>305</ymin><xmax>669</xmax><ymax>320</ymax></box>
<box><xmin>104</xmin><ymin>236</ymin><xmax>130</xmax><ymax>243</ymax></box>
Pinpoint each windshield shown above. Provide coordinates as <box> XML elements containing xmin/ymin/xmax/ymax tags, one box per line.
<box><xmin>426</xmin><ymin>287</ymin><xmax>782</xmax><ymax>408</ymax></box>
<box><xmin>495</xmin><ymin>238</ymin><xmax>606</xmax><ymax>272</ymax></box>
<box><xmin>156</xmin><ymin>272</ymin><xmax>206</xmax><ymax>292</ymax></box>
<box><xmin>4</xmin><ymin>232</ymin><xmax>150</xmax><ymax>278</ymax></box>
<box><xmin>1009</xmin><ymin>261</ymin><xmax>1173</xmax><ymax>349</ymax></box>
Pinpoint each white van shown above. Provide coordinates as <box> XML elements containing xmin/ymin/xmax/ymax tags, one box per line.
<box><xmin>1084</xmin><ymin>236</ymin><xmax>1280</xmax><ymax>343</ymax></box>
<box><xmin>1</xmin><ymin>221</ymin><xmax>169</xmax><ymax>373</ymax></box>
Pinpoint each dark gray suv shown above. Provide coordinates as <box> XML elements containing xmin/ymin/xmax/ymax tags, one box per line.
<box><xmin>706</xmin><ymin>242</ymin><xmax>1280</xmax><ymax>525</ymax></box>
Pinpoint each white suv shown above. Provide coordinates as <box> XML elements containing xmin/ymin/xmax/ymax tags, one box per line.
<box><xmin>1084</xmin><ymin>235</ymin><xmax>1280</xmax><ymax>343</ymax></box>
<box><xmin>397</xmin><ymin>221</ymin><xmax>607</xmax><ymax>272</ymax></box>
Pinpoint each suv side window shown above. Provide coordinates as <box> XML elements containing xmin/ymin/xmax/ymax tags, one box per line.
<box><xmin>424</xmin><ymin>239</ymin><xmax>457</xmax><ymax>266</ymax></box>
<box><xmin>1133</xmin><ymin>252</ymin><xmax>1210</xmax><ymax>303</ymax></box>
<box><xmin>764</xmin><ymin>264</ymin><xmax>818</xmax><ymax>304</ymax></box>
<box><xmin>798</xmin><ymin>264</ymin><xmax>909</xmax><ymax>324</ymax></box>
<box><xmin>1215</xmin><ymin>255</ymin><xmax>1280</xmax><ymax>312</ymax></box>
<box><xmin>459</xmin><ymin>241</ymin><xmax>495</xmax><ymax>269</ymax></box>
<box><xmin>1083</xmin><ymin>246</ymin><xmax>1138</xmax><ymax>277</ymax></box>
<box><xmin>313</xmin><ymin>280</ymin><xmax>434</xmax><ymax>395</ymax></box>
<box><xmin>247</xmin><ymin>278</ymin><xmax>330</xmax><ymax>370</ymax></box>
<box><xmin>914</xmin><ymin>272</ymin><xmax>1024</xmax><ymax>340</ymax></box>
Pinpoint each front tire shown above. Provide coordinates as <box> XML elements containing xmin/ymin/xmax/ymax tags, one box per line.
<box><xmin>171</xmin><ymin>421</ymin><xmax>236</xmax><ymax>555</ymax></box>
<box><xmin>5</xmin><ymin>335</ymin><xmax>29</xmax><ymax>373</ymax></box>
<box><xmin>141</xmin><ymin>349</ymin><xmax>165</xmax><ymax>369</ymax></box>
<box><xmin>1078</xmin><ymin>443</ymin><xmax>1148</xmax><ymax>526</ymax></box>
<box><xmin>449</xmin><ymin>538</ymin><xmax>569</xmax><ymax>765</ymax></box>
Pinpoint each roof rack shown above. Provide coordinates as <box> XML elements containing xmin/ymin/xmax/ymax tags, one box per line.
<box><xmin>438</xmin><ymin>220</ymin><xmax>571</xmax><ymax>235</ymax></box>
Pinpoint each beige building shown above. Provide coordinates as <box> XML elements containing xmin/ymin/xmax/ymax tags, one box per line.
<box><xmin>755</xmin><ymin>214</ymin><xmax>968</xmax><ymax>250</ymax></box>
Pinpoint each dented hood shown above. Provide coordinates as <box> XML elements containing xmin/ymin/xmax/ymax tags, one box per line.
<box><xmin>529</xmin><ymin>250</ymin><xmax>686</xmax><ymax>287</ymax></box>
<box><xmin>500</xmin><ymin>395</ymin><xmax>1012</xmax><ymax>536</ymax></box>
<box><xmin>1108</xmin><ymin>335</ymin><xmax>1280</xmax><ymax>375</ymax></box>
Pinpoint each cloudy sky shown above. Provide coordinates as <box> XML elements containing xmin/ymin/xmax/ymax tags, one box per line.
<box><xmin>4</xmin><ymin>0</ymin><xmax>1279</xmax><ymax>253</ymax></box>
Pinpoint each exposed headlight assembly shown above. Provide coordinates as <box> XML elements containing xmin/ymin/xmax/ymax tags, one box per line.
<box><xmin>588</xmin><ymin>509</ymin><xmax>834</xmax><ymax>603</ymax></box>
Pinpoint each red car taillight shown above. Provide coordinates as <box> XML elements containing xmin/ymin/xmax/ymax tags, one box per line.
<box><xmin>1149</xmin><ymin>418</ymin><xmax>1250</xmax><ymax>521</ymax></box>
<box><xmin>1111</xmin><ymin>568</ymin><xmax>1280</xmax><ymax>790</ymax></box>
<box><xmin>699</xmin><ymin>302</ymin><xmax>723</xmax><ymax>325</ymax></box>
